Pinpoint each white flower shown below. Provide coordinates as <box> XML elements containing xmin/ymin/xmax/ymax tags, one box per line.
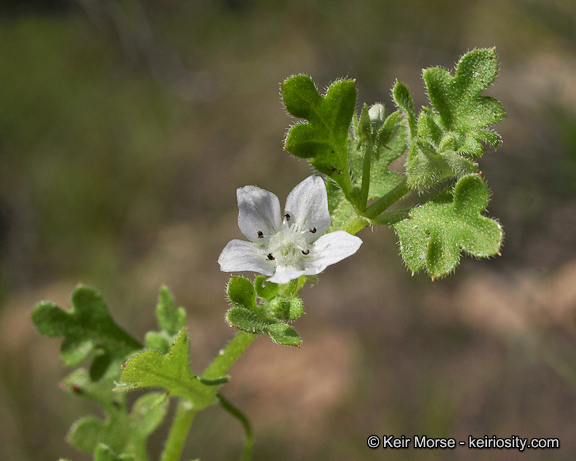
<box><xmin>218</xmin><ymin>175</ymin><xmax>362</xmax><ymax>284</ymax></box>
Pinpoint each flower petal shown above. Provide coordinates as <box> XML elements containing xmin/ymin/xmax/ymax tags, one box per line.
<box><xmin>303</xmin><ymin>231</ymin><xmax>362</xmax><ymax>275</ymax></box>
<box><xmin>218</xmin><ymin>239</ymin><xmax>275</xmax><ymax>275</ymax></box>
<box><xmin>284</xmin><ymin>175</ymin><xmax>330</xmax><ymax>241</ymax></box>
<box><xmin>267</xmin><ymin>265</ymin><xmax>307</xmax><ymax>285</ymax></box>
<box><xmin>237</xmin><ymin>186</ymin><xmax>282</xmax><ymax>242</ymax></box>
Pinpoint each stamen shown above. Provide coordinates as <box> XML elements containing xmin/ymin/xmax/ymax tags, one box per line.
<box><xmin>257</xmin><ymin>231</ymin><xmax>264</xmax><ymax>239</ymax></box>
<box><xmin>309</xmin><ymin>227</ymin><xmax>317</xmax><ymax>233</ymax></box>
<box><xmin>284</xmin><ymin>213</ymin><xmax>291</xmax><ymax>221</ymax></box>
<box><xmin>267</xmin><ymin>253</ymin><xmax>275</xmax><ymax>260</ymax></box>
<box><xmin>302</xmin><ymin>249</ymin><xmax>310</xmax><ymax>255</ymax></box>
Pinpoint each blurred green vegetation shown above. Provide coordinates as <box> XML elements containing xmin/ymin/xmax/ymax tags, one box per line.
<box><xmin>1</xmin><ymin>0</ymin><xmax>576</xmax><ymax>460</ymax></box>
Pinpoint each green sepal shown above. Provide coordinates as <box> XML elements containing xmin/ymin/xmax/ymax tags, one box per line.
<box><xmin>266</xmin><ymin>296</ymin><xmax>304</xmax><ymax>322</ymax></box>
<box><xmin>282</xmin><ymin>74</ymin><xmax>356</xmax><ymax>193</ymax></box>
<box><xmin>93</xmin><ymin>444</ymin><xmax>135</xmax><ymax>461</ymax></box>
<box><xmin>31</xmin><ymin>285</ymin><xmax>142</xmax><ymax>376</ymax></box>
<box><xmin>279</xmin><ymin>275</ymin><xmax>309</xmax><ymax>297</ymax></box>
<box><xmin>116</xmin><ymin>328</ymin><xmax>217</xmax><ymax>410</ymax></box>
<box><xmin>254</xmin><ymin>275</ymin><xmax>279</xmax><ymax>301</ymax></box>
<box><xmin>393</xmin><ymin>174</ymin><xmax>503</xmax><ymax>279</ymax></box>
<box><xmin>226</xmin><ymin>307</ymin><xmax>271</xmax><ymax>334</ymax></box>
<box><xmin>264</xmin><ymin>323</ymin><xmax>302</xmax><ymax>347</ymax></box>
<box><xmin>227</xmin><ymin>276</ymin><xmax>257</xmax><ymax>311</ymax></box>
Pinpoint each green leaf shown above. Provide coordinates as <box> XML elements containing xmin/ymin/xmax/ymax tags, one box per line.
<box><xmin>156</xmin><ymin>285</ymin><xmax>186</xmax><ymax>336</ymax></box>
<box><xmin>264</xmin><ymin>323</ymin><xmax>302</xmax><ymax>347</ymax></box>
<box><xmin>117</xmin><ymin>328</ymin><xmax>217</xmax><ymax>410</ymax></box>
<box><xmin>282</xmin><ymin>75</ymin><xmax>356</xmax><ymax>192</ymax></box>
<box><xmin>393</xmin><ymin>174</ymin><xmax>503</xmax><ymax>279</ymax></box>
<box><xmin>31</xmin><ymin>285</ymin><xmax>142</xmax><ymax>375</ymax></box>
<box><xmin>368</xmin><ymin>111</ymin><xmax>408</xmax><ymax>198</ymax></box>
<box><xmin>422</xmin><ymin>48</ymin><xmax>506</xmax><ymax>150</ymax></box>
<box><xmin>326</xmin><ymin>178</ymin><xmax>368</xmax><ymax>234</ymax></box>
<box><xmin>406</xmin><ymin>49</ymin><xmax>506</xmax><ymax>189</ymax></box>
<box><xmin>145</xmin><ymin>286</ymin><xmax>187</xmax><ymax>354</ymax></box>
<box><xmin>63</xmin><ymin>368</ymin><xmax>167</xmax><ymax>458</ymax></box>
<box><xmin>144</xmin><ymin>331</ymin><xmax>170</xmax><ymax>354</ymax></box>
<box><xmin>93</xmin><ymin>444</ymin><xmax>134</xmax><ymax>461</ymax></box>
<box><xmin>392</xmin><ymin>80</ymin><xmax>416</xmax><ymax>136</ymax></box>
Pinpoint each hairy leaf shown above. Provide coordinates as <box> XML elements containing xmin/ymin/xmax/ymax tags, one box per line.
<box><xmin>145</xmin><ymin>286</ymin><xmax>187</xmax><ymax>354</ymax></box>
<box><xmin>31</xmin><ymin>285</ymin><xmax>142</xmax><ymax>379</ymax></box>
<box><xmin>393</xmin><ymin>174</ymin><xmax>503</xmax><ymax>279</ymax></box>
<box><xmin>117</xmin><ymin>328</ymin><xmax>217</xmax><ymax>409</ymax></box>
<box><xmin>63</xmin><ymin>368</ymin><xmax>167</xmax><ymax>458</ymax></box>
<box><xmin>282</xmin><ymin>74</ymin><xmax>356</xmax><ymax>193</ymax></box>
<box><xmin>407</xmin><ymin>49</ymin><xmax>506</xmax><ymax>188</ymax></box>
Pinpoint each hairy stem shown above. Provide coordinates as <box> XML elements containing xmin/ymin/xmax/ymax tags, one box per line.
<box><xmin>364</xmin><ymin>179</ymin><xmax>410</xmax><ymax>219</ymax></box>
<box><xmin>201</xmin><ymin>331</ymin><xmax>258</xmax><ymax>381</ymax></box>
<box><xmin>160</xmin><ymin>398</ymin><xmax>196</xmax><ymax>461</ymax></box>
<box><xmin>160</xmin><ymin>331</ymin><xmax>258</xmax><ymax>461</ymax></box>
<box><xmin>359</xmin><ymin>136</ymin><xmax>374</xmax><ymax>211</ymax></box>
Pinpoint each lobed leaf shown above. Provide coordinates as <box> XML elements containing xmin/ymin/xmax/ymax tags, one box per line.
<box><xmin>117</xmin><ymin>328</ymin><xmax>217</xmax><ymax>410</ymax></box>
<box><xmin>63</xmin><ymin>368</ymin><xmax>167</xmax><ymax>458</ymax></box>
<box><xmin>31</xmin><ymin>285</ymin><xmax>142</xmax><ymax>379</ymax></box>
<box><xmin>156</xmin><ymin>285</ymin><xmax>186</xmax><ymax>336</ymax></box>
<box><xmin>282</xmin><ymin>75</ymin><xmax>356</xmax><ymax>193</ymax></box>
<box><xmin>146</xmin><ymin>286</ymin><xmax>187</xmax><ymax>354</ymax></box>
<box><xmin>423</xmin><ymin>48</ymin><xmax>505</xmax><ymax>134</ymax></box>
<box><xmin>407</xmin><ymin>49</ymin><xmax>506</xmax><ymax>189</ymax></box>
<box><xmin>393</xmin><ymin>174</ymin><xmax>503</xmax><ymax>279</ymax></box>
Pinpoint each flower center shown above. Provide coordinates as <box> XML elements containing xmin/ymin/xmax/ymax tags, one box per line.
<box><xmin>266</xmin><ymin>217</ymin><xmax>311</xmax><ymax>268</ymax></box>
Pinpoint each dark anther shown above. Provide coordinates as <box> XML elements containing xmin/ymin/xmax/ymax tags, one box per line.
<box><xmin>302</xmin><ymin>249</ymin><xmax>310</xmax><ymax>255</ymax></box>
<box><xmin>257</xmin><ymin>231</ymin><xmax>264</xmax><ymax>238</ymax></box>
<box><xmin>284</xmin><ymin>213</ymin><xmax>291</xmax><ymax>221</ymax></box>
<box><xmin>309</xmin><ymin>227</ymin><xmax>317</xmax><ymax>233</ymax></box>
<box><xmin>267</xmin><ymin>253</ymin><xmax>275</xmax><ymax>260</ymax></box>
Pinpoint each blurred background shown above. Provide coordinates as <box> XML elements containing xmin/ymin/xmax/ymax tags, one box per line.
<box><xmin>1</xmin><ymin>0</ymin><xmax>576</xmax><ymax>459</ymax></box>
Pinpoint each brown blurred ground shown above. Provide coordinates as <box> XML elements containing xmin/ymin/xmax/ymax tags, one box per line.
<box><xmin>1</xmin><ymin>0</ymin><xmax>576</xmax><ymax>459</ymax></box>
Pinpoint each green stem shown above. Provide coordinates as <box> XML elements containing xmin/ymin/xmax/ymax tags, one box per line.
<box><xmin>364</xmin><ymin>179</ymin><xmax>410</xmax><ymax>220</ymax></box>
<box><xmin>160</xmin><ymin>331</ymin><xmax>258</xmax><ymax>461</ymax></box>
<box><xmin>359</xmin><ymin>136</ymin><xmax>374</xmax><ymax>211</ymax></box>
<box><xmin>201</xmin><ymin>331</ymin><xmax>258</xmax><ymax>380</ymax></box>
<box><xmin>218</xmin><ymin>393</ymin><xmax>253</xmax><ymax>461</ymax></box>
<box><xmin>160</xmin><ymin>398</ymin><xmax>196</xmax><ymax>461</ymax></box>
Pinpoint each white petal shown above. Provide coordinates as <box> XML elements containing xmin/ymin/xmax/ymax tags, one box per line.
<box><xmin>284</xmin><ymin>175</ymin><xmax>330</xmax><ymax>241</ymax></box>
<box><xmin>303</xmin><ymin>231</ymin><xmax>362</xmax><ymax>275</ymax></box>
<box><xmin>237</xmin><ymin>186</ymin><xmax>282</xmax><ymax>242</ymax></box>
<box><xmin>267</xmin><ymin>265</ymin><xmax>307</xmax><ymax>284</ymax></box>
<box><xmin>218</xmin><ymin>239</ymin><xmax>275</xmax><ymax>275</ymax></box>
